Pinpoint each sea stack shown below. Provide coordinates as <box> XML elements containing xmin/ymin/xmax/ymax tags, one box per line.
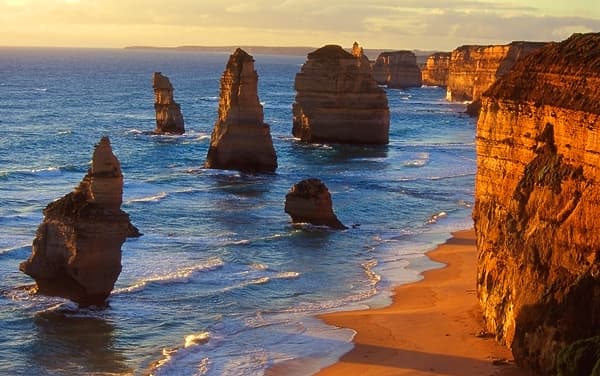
<box><xmin>372</xmin><ymin>51</ymin><xmax>422</xmax><ymax>89</ymax></box>
<box><xmin>19</xmin><ymin>137</ymin><xmax>140</xmax><ymax>307</ymax></box>
<box><xmin>473</xmin><ymin>33</ymin><xmax>600</xmax><ymax>374</ymax></box>
<box><xmin>205</xmin><ymin>48</ymin><xmax>277</xmax><ymax>173</ymax></box>
<box><xmin>153</xmin><ymin>72</ymin><xmax>185</xmax><ymax>134</ymax></box>
<box><xmin>284</xmin><ymin>178</ymin><xmax>347</xmax><ymax>230</ymax></box>
<box><xmin>292</xmin><ymin>44</ymin><xmax>389</xmax><ymax>145</ymax></box>
<box><xmin>421</xmin><ymin>52</ymin><xmax>450</xmax><ymax>87</ymax></box>
<box><xmin>446</xmin><ymin>41</ymin><xmax>546</xmax><ymax>115</ymax></box>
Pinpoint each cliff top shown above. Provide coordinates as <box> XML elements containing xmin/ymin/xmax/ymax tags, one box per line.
<box><xmin>484</xmin><ymin>33</ymin><xmax>600</xmax><ymax>114</ymax></box>
<box><xmin>378</xmin><ymin>50</ymin><xmax>415</xmax><ymax>57</ymax></box>
<box><xmin>455</xmin><ymin>41</ymin><xmax>547</xmax><ymax>52</ymax></box>
<box><xmin>308</xmin><ymin>45</ymin><xmax>354</xmax><ymax>60</ymax></box>
<box><xmin>226</xmin><ymin>48</ymin><xmax>255</xmax><ymax>72</ymax></box>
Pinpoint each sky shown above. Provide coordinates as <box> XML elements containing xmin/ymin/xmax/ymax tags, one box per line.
<box><xmin>1</xmin><ymin>0</ymin><xmax>599</xmax><ymax>50</ymax></box>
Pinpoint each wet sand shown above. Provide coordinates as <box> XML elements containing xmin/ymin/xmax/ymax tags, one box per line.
<box><xmin>269</xmin><ymin>229</ymin><xmax>526</xmax><ymax>376</ymax></box>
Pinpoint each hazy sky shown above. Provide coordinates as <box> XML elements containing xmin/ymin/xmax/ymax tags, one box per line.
<box><xmin>1</xmin><ymin>0</ymin><xmax>599</xmax><ymax>50</ymax></box>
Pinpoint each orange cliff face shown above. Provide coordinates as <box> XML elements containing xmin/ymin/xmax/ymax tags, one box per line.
<box><xmin>421</xmin><ymin>52</ymin><xmax>450</xmax><ymax>87</ymax></box>
<box><xmin>472</xmin><ymin>33</ymin><xmax>600</xmax><ymax>374</ymax></box>
<box><xmin>447</xmin><ymin>42</ymin><xmax>546</xmax><ymax>114</ymax></box>
<box><xmin>372</xmin><ymin>51</ymin><xmax>422</xmax><ymax>89</ymax></box>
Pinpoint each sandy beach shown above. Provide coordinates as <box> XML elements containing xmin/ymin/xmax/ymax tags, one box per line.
<box><xmin>269</xmin><ymin>229</ymin><xmax>527</xmax><ymax>376</ymax></box>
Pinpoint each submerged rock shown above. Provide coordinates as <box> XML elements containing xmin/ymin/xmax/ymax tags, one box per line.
<box><xmin>20</xmin><ymin>137</ymin><xmax>140</xmax><ymax>306</ymax></box>
<box><xmin>284</xmin><ymin>178</ymin><xmax>347</xmax><ymax>230</ymax></box>
<box><xmin>153</xmin><ymin>72</ymin><xmax>185</xmax><ymax>134</ymax></box>
<box><xmin>205</xmin><ymin>48</ymin><xmax>277</xmax><ymax>173</ymax></box>
<box><xmin>372</xmin><ymin>51</ymin><xmax>422</xmax><ymax>89</ymax></box>
<box><xmin>473</xmin><ymin>32</ymin><xmax>600</xmax><ymax>374</ymax></box>
<box><xmin>292</xmin><ymin>44</ymin><xmax>389</xmax><ymax>145</ymax></box>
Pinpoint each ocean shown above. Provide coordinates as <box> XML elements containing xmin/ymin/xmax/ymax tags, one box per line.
<box><xmin>0</xmin><ymin>47</ymin><xmax>476</xmax><ymax>375</ymax></box>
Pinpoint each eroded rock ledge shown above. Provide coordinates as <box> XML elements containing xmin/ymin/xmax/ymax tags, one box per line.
<box><xmin>372</xmin><ymin>50</ymin><xmax>422</xmax><ymax>89</ymax></box>
<box><xmin>20</xmin><ymin>137</ymin><xmax>140</xmax><ymax>307</ymax></box>
<box><xmin>284</xmin><ymin>178</ymin><xmax>347</xmax><ymax>230</ymax></box>
<box><xmin>205</xmin><ymin>48</ymin><xmax>277</xmax><ymax>173</ymax></box>
<box><xmin>292</xmin><ymin>44</ymin><xmax>389</xmax><ymax>145</ymax></box>
<box><xmin>473</xmin><ymin>32</ymin><xmax>600</xmax><ymax>374</ymax></box>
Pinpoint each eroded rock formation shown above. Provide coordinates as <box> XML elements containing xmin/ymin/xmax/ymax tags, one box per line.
<box><xmin>447</xmin><ymin>41</ymin><xmax>546</xmax><ymax>115</ymax></box>
<box><xmin>292</xmin><ymin>44</ymin><xmax>389</xmax><ymax>145</ymax></box>
<box><xmin>421</xmin><ymin>52</ymin><xmax>450</xmax><ymax>87</ymax></box>
<box><xmin>372</xmin><ymin>51</ymin><xmax>422</xmax><ymax>89</ymax></box>
<box><xmin>284</xmin><ymin>178</ymin><xmax>346</xmax><ymax>229</ymax></box>
<box><xmin>153</xmin><ymin>72</ymin><xmax>185</xmax><ymax>134</ymax></box>
<box><xmin>473</xmin><ymin>33</ymin><xmax>600</xmax><ymax>374</ymax></box>
<box><xmin>205</xmin><ymin>48</ymin><xmax>277</xmax><ymax>173</ymax></box>
<box><xmin>20</xmin><ymin>137</ymin><xmax>140</xmax><ymax>306</ymax></box>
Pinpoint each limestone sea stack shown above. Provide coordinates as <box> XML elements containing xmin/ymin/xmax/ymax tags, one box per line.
<box><xmin>284</xmin><ymin>178</ymin><xmax>347</xmax><ymax>230</ymax></box>
<box><xmin>473</xmin><ymin>33</ymin><xmax>600</xmax><ymax>374</ymax></box>
<box><xmin>205</xmin><ymin>48</ymin><xmax>277</xmax><ymax>173</ymax></box>
<box><xmin>153</xmin><ymin>72</ymin><xmax>185</xmax><ymax>134</ymax></box>
<box><xmin>421</xmin><ymin>52</ymin><xmax>450</xmax><ymax>87</ymax></box>
<box><xmin>447</xmin><ymin>41</ymin><xmax>546</xmax><ymax>115</ymax></box>
<box><xmin>292</xmin><ymin>44</ymin><xmax>389</xmax><ymax>145</ymax></box>
<box><xmin>372</xmin><ymin>51</ymin><xmax>422</xmax><ymax>89</ymax></box>
<box><xmin>20</xmin><ymin>137</ymin><xmax>140</xmax><ymax>307</ymax></box>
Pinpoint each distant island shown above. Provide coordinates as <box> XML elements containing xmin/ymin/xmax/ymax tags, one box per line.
<box><xmin>124</xmin><ymin>45</ymin><xmax>436</xmax><ymax>64</ymax></box>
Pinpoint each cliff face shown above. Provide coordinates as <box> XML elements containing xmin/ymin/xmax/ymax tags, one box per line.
<box><xmin>20</xmin><ymin>137</ymin><xmax>140</xmax><ymax>306</ymax></box>
<box><xmin>292</xmin><ymin>44</ymin><xmax>389</xmax><ymax>145</ymax></box>
<box><xmin>473</xmin><ymin>33</ymin><xmax>600</xmax><ymax>374</ymax></box>
<box><xmin>421</xmin><ymin>52</ymin><xmax>450</xmax><ymax>87</ymax></box>
<box><xmin>447</xmin><ymin>42</ymin><xmax>546</xmax><ymax>115</ymax></box>
<box><xmin>153</xmin><ymin>72</ymin><xmax>185</xmax><ymax>134</ymax></box>
<box><xmin>372</xmin><ymin>51</ymin><xmax>422</xmax><ymax>88</ymax></box>
<box><xmin>205</xmin><ymin>48</ymin><xmax>277</xmax><ymax>173</ymax></box>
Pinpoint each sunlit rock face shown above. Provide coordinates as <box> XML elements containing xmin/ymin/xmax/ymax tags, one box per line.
<box><xmin>372</xmin><ymin>51</ymin><xmax>422</xmax><ymax>89</ymax></box>
<box><xmin>473</xmin><ymin>33</ymin><xmax>600</xmax><ymax>374</ymax></box>
<box><xmin>284</xmin><ymin>178</ymin><xmax>347</xmax><ymax>230</ymax></box>
<box><xmin>205</xmin><ymin>48</ymin><xmax>277</xmax><ymax>173</ymax></box>
<box><xmin>20</xmin><ymin>137</ymin><xmax>140</xmax><ymax>307</ymax></box>
<box><xmin>292</xmin><ymin>44</ymin><xmax>389</xmax><ymax>145</ymax></box>
<box><xmin>153</xmin><ymin>72</ymin><xmax>185</xmax><ymax>134</ymax></box>
<box><xmin>421</xmin><ymin>52</ymin><xmax>450</xmax><ymax>87</ymax></box>
<box><xmin>446</xmin><ymin>41</ymin><xmax>546</xmax><ymax>115</ymax></box>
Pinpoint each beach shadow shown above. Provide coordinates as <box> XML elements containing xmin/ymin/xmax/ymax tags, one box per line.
<box><xmin>31</xmin><ymin>310</ymin><xmax>132</xmax><ymax>375</ymax></box>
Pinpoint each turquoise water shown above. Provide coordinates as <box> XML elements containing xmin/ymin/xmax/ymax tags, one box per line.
<box><xmin>0</xmin><ymin>48</ymin><xmax>476</xmax><ymax>375</ymax></box>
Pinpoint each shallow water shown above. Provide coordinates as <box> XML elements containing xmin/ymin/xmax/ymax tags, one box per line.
<box><xmin>0</xmin><ymin>48</ymin><xmax>476</xmax><ymax>375</ymax></box>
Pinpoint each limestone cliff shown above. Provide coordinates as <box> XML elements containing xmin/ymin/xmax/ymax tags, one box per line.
<box><xmin>421</xmin><ymin>52</ymin><xmax>450</xmax><ymax>87</ymax></box>
<box><xmin>20</xmin><ymin>137</ymin><xmax>140</xmax><ymax>306</ymax></box>
<box><xmin>473</xmin><ymin>33</ymin><xmax>600</xmax><ymax>374</ymax></box>
<box><xmin>284</xmin><ymin>178</ymin><xmax>347</xmax><ymax>230</ymax></box>
<box><xmin>447</xmin><ymin>41</ymin><xmax>546</xmax><ymax>115</ymax></box>
<box><xmin>292</xmin><ymin>44</ymin><xmax>389</xmax><ymax>145</ymax></box>
<box><xmin>153</xmin><ymin>72</ymin><xmax>185</xmax><ymax>134</ymax></box>
<box><xmin>205</xmin><ymin>48</ymin><xmax>277</xmax><ymax>173</ymax></box>
<box><xmin>372</xmin><ymin>51</ymin><xmax>422</xmax><ymax>89</ymax></box>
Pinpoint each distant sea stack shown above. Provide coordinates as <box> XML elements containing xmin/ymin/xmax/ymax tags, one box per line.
<box><xmin>473</xmin><ymin>33</ymin><xmax>600</xmax><ymax>374</ymax></box>
<box><xmin>153</xmin><ymin>72</ymin><xmax>185</xmax><ymax>134</ymax></box>
<box><xmin>284</xmin><ymin>178</ymin><xmax>347</xmax><ymax>230</ymax></box>
<box><xmin>292</xmin><ymin>44</ymin><xmax>390</xmax><ymax>145</ymax></box>
<box><xmin>447</xmin><ymin>41</ymin><xmax>546</xmax><ymax>115</ymax></box>
<box><xmin>205</xmin><ymin>48</ymin><xmax>277</xmax><ymax>173</ymax></box>
<box><xmin>372</xmin><ymin>51</ymin><xmax>422</xmax><ymax>89</ymax></box>
<box><xmin>20</xmin><ymin>137</ymin><xmax>140</xmax><ymax>307</ymax></box>
<box><xmin>421</xmin><ymin>52</ymin><xmax>450</xmax><ymax>87</ymax></box>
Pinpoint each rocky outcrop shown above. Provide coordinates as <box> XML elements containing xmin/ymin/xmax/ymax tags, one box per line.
<box><xmin>421</xmin><ymin>52</ymin><xmax>450</xmax><ymax>87</ymax></box>
<box><xmin>447</xmin><ymin>41</ymin><xmax>546</xmax><ymax>115</ymax></box>
<box><xmin>153</xmin><ymin>72</ymin><xmax>185</xmax><ymax>134</ymax></box>
<box><xmin>292</xmin><ymin>44</ymin><xmax>389</xmax><ymax>145</ymax></box>
<box><xmin>284</xmin><ymin>178</ymin><xmax>346</xmax><ymax>229</ymax></box>
<box><xmin>205</xmin><ymin>48</ymin><xmax>277</xmax><ymax>173</ymax></box>
<box><xmin>372</xmin><ymin>51</ymin><xmax>422</xmax><ymax>89</ymax></box>
<box><xmin>473</xmin><ymin>33</ymin><xmax>600</xmax><ymax>374</ymax></box>
<box><xmin>20</xmin><ymin>137</ymin><xmax>140</xmax><ymax>306</ymax></box>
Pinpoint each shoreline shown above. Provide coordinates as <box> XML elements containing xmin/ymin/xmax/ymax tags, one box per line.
<box><xmin>268</xmin><ymin>229</ymin><xmax>526</xmax><ymax>375</ymax></box>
